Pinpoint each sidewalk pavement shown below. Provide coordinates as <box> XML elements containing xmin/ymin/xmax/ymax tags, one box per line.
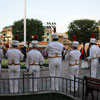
<box><xmin>1</xmin><ymin>60</ymin><xmax>100</xmax><ymax>78</ymax></box>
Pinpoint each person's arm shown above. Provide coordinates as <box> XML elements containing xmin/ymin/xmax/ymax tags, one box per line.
<box><xmin>65</xmin><ymin>52</ymin><xmax>71</xmax><ymax>61</ymax></box>
<box><xmin>26</xmin><ymin>54</ymin><xmax>29</xmax><ymax>69</ymax></box>
<box><xmin>45</xmin><ymin>45</ymin><xmax>49</xmax><ymax>53</ymax></box>
<box><xmin>5</xmin><ymin>50</ymin><xmax>8</xmax><ymax>58</ymax></box>
<box><xmin>1</xmin><ymin>49</ymin><xmax>4</xmax><ymax>59</ymax></box>
<box><xmin>87</xmin><ymin>47</ymin><xmax>92</xmax><ymax>60</ymax></box>
<box><xmin>39</xmin><ymin>53</ymin><xmax>44</xmax><ymax>65</ymax></box>
<box><xmin>20</xmin><ymin>51</ymin><xmax>24</xmax><ymax>59</ymax></box>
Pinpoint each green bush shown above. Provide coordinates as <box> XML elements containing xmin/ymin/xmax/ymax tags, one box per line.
<box><xmin>1</xmin><ymin>59</ymin><xmax>49</xmax><ymax>69</ymax></box>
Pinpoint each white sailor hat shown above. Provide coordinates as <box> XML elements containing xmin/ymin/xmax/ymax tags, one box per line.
<box><xmin>31</xmin><ymin>40</ymin><xmax>38</xmax><ymax>47</ymax></box>
<box><xmin>90</xmin><ymin>33</ymin><xmax>96</xmax><ymax>43</ymax></box>
<box><xmin>12</xmin><ymin>35</ymin><xmax>19</xmax><ymax>46</ymax></box>
<box><xmin>52</xmin><ymin>33</ymin><xmax>58</xmax><ymax>39</ymax></box>
<box><xmin>72</xmin><ymin>35</ymin><xmax>79</xmax><ymax>47</ymax></box>
<box><xmin>72</xmin><ymin>41</ymin><xmax>79</xmax><ymax>47</ymax></box>
<box><xmin>12</xmin><ymin>40</ymin><xmax>19</xmax><ymax>46</ymax></box>
<box><xmin>31</xmin><ymin>35</ymin><xmax>38</xmax><ymax>47</ymax></box>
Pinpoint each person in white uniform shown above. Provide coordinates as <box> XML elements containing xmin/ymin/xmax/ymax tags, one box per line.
<box><xmin>65</xmin><ymin>35</ymin><xmax>81</xmax><ymax>92</ymax></box>
<box><xmin>6</xmin><ymin>35</ymin><xmax>24</xmax><ymax>93</ymax></box>
<box><xmin>45</xmin><ymin>33</ymin><xmax>64</xmax><ymax>91</ymax></box>
<box><xmin>26</xmin><ymin>35</ymin><xmax>44</xmax><ymax>92</ymax></box>
<box><xmin>87</xmin><ymin>33</ymin><xmax>100</xmax><ymax>78</ymax></box>
<box><xmin>0</xmin><ymin>46</ymin><xmax>4</xmax><ymax>76</ymax></box>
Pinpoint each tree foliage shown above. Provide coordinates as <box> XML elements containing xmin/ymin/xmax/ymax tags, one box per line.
<box><xmin>12</xmin><ymin>19</ymin><xmax>44</xmax><ymax>42</ymax></box>
<box><xmin>67</xmin><ymin>19</ymin><xmax>99</xmax><ymax>43</ymax></box>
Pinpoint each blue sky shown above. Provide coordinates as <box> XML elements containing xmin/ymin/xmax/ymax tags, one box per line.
<box><xmin>0</xmin><ymin>0</ymin><xmax>100</xmax><ymax>33</ymax></box>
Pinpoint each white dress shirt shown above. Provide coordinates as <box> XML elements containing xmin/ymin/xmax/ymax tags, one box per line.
<box><xmin>26</xmin><ymin>49</ymin><xmax>44</xmax><ymax>68</ymax></box>
<box><xmin>65</xmin><ymin>49</ymin><xmax>81</xmax><ymax>65</ymax></box>
<box><xmin>45</xmin><ymin>41</ymin><xmax>64</xmax><ymax>57</ymax></box>
<box><xmin>87</xmin><ymin>45</ymin><xmax>100</xmax><ymax>60</ymax></box>
<box><xmin>6</xmin><ymin>48</ymin><xmax>24</xmax><ymax>64</ymax></box>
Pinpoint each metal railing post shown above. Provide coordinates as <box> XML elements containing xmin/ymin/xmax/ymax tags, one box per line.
<box><xmin>22</xmin><ymin>72</ymin><xmax>25</xmax><ymax>93</ymax></box>
<box><xmin>74</xmin><ymin>75</ymin><xmax>76</xmax><ymax>97</ymax></box>
<box><xmin>82</xmin><ymin>77</ymin><xmax>85</xmax><ymax>100</ymax></box>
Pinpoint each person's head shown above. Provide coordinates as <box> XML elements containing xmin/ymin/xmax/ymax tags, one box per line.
<box><xmin>52</xmin><ymin>33</ymin><xmax>58</xmax><ymax>41</ymax></box>
<box><xmin>11</xmin><ymin>35</ymin><xmax>19</xmax><ymax>48</ymax></box>
<box><xmin>12</xmin><ymin>40</ymin><xmax>19</xmax><ymax>48</ymax></box>
<box><xmin>72</xmin><ymin>41</ymin><xmax>79</xmax><ymax>49</ymax></box>
<box><xmin>31</xmin><ymin>40</ymin><xmax>38</xmax><ymax>49</ymax></box>
<box><xmin>31</xmin><ymin>35</ymin><xmax>38</xmax><ymax>49</ymax></box>
<box><xmin>90</xmin><ymin>33</ymin><xmax>96</xmax><ymax>45</ymax></box>
<box><xmin>72</xmin><ymin>35</ymin><xmax>79</xmax><ymax>49</ymax></box>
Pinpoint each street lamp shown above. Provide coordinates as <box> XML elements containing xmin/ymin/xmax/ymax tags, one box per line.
<box><xmin>24</xmin><ymin>0</ymin><xmax>26</xmax><ymax>47</ymax></box>
<box><xmin>46</xmin><ymin>22</ymin><xmax>56</xmax><ymax>30</ymax></box>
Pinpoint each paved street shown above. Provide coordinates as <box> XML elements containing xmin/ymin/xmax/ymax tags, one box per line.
<box><xmin>0</xmin><ymin>60</ymin><xmax>100</xmax><ymax>100</ymax></box>
<box><xmin>41</xmin><ymin>60</ymin><xmax>99</xmax><ymax>78</ymax></box>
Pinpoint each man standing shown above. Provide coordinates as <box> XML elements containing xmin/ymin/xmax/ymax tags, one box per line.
<box><xmin>65</xmin><ymin>35</ymin><xmax>81</xmax><ymax>92</ymax></box>
<box><xmin>6</xmin><ymin>35</ymin><xmax>24</xmax><ymax>93</ymax></box>
<box><xmin>0</xmin><ymin>46</ymin><xmax>4</xmax><ymax>76</ymax></box>
<box><xmin>26</xmin><ymin>35</ymin><xmax>44</xmax><ymax>92</ymax></box>
<box><xmin>45</xmin><ymin>32</ymin><xmax>64</xmax><ymax>91</ymax></box>
<box><xmin>87</xmin><ymin>33</ymin><xmax>100</xmax><ymax>78</ymax></box>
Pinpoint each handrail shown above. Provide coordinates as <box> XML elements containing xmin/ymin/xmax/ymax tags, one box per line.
<box><xmin>0</xmin><ymin>74</ymin><xmax>100</xmax><ymax>100</ymax></box>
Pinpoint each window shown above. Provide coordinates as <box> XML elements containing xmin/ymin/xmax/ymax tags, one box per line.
<box><xmin>47</xmin><ymin>33</ymin><xmax>49</xmax><ymax>36</ymax></box>
<box><xmin>47</xmin><ymin>38</ymin><xmax>49</xmax><ymax>42</ymax></box>
<box><xmin>3</xmin><ymin>33</ymin><xmax>6</xmax><ymax>36</ymax></box>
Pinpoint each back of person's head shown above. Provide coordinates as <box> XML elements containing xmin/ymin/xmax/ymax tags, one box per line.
<box><xmin>31</xmin><ymin>35</ymin><xmax>38</xmax><ymax>48</ymax></box>
<box><xmin>52</xmin><ymin>33</ymin><xmax>58</xmax><ymax>41</ymax></box>
<box><xmin>72</xmin><ymin>35</ymin><xmax>79</xmax><ymax>49</ymax></box>
<box><xmin>12</xmin><ymin>35</ymin><xmax>19</xmax><ymax>48</ymax></box>
<box><xmin>90</xmin><ymin>33</ymin><xmax>96</xmax><ymax>44</ymax></box>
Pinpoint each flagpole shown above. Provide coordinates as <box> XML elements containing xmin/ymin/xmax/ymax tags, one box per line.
<box><xmin>24</xmin><ymin>0</ymin><xmax>26</xmax><ymax>47</ymax></box>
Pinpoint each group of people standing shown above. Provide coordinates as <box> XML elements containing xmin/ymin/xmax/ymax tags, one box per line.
<box><xmin>0</xmin><ymin>32</ymin><xmax>100</xmax><ymax>93</ymax></box>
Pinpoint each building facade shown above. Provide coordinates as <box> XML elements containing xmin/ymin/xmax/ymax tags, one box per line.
<box><xmin>0</xmin><ymin>26</ymin><xmax>13</xmax><ymax>45</ymax></box>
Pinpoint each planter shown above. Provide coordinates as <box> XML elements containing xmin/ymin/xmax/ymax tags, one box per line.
<box><xmin>1</xmin><ymin>59</ymin><xmax>49</xmax><ymax>69</ymax></box>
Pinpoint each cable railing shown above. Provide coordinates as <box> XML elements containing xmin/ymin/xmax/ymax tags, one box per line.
<box><xmin>0</xmin><ymin>73</ymin><xmax>100</xmax><ymax>100</ymax></box>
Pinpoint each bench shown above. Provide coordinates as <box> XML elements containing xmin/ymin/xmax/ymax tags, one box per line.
<box><xmin>84</xmin><ymin>76</ymin><xmax>100</xmax><ymax>100</ymax></box>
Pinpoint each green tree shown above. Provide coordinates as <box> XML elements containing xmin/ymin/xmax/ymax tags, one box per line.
<box><xmin>12</xmin><ymin>19</ymin><xmax>44</xmax><ymax>42</ymax></box>
<box><xmin>67</xmin><ymin>19</ymin><xmax>99</xmax><ymax>44</ymax></box>
<box><xmin>98</xmin><ymin>20</ymin><xmax>100</xmax><ymax>25</ymax></box>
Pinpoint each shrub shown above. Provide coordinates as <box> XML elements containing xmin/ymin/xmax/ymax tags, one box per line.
<box><xmin>1</xmin><ymin>59</ymin><xmax>49</xmax><ymax>69</ymax></box>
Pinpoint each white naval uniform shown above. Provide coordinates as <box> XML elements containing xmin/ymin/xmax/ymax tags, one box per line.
<box><xmin>65</xmin><ymin>49</ymin><xmax>81</xmax><ymax>92</ymax></box>
<box><xmin>26</xmin><ymin>49</ymin><xmax>44</xmax><ymax>92</ymax></box>
<box><xmin>45</xmin><ymin>41</ymin><xmax>64</xmax><ymax>90</ymax></box>
<box><xmin>87</xmin><ymin>45</ymin><xmax>100</xmax><ymax>78</ymax></box>
<box><xmin>0</xmin><ymin>49</ymin><xmax>4</xmax><ymax>75</ymax></box>
<box><xmin>6</xmin><ymin>48</ymin><xmax>24</xmax><ymax>93</ymax></box>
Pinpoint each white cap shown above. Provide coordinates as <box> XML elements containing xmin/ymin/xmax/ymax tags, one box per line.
<box><xmin>72</xmin><ymin>41</ymin><xmax>79</xmax><ymax>47</ymax></box>
<box><xmin>31</xmin><ymin>40</ymin><xmax>38</xmax><ymax>47</ymax></box>
<box><xmin>12</xmin><ymin>40</ymin><xmax>19</xmax><ymax>46</ymax></box>
<box><xmin>52</xmin><ymin>33</ymin><xmax>58</xmax><ymax>39</ymax></box>
<box><xmin>90</xmin><ymin>38</ymin><xmax>96</xmax><ymax>43</ymax></box>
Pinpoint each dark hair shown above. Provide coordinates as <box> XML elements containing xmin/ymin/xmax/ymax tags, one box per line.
<box><xmin>53</xmin><ymin>38</ymin><xmax>58</xmax><ymax>41</ymax></box>
<box><xmin>91</xmin><ymin>43</ymin><xmax>95</xmax><ymax>45</ymax></box>
<box><xmin>12</xmin><ymin>45</ymin><xmax>18</xmax><ymax>48</ymax></box>
<box><xmin>73</xmin><ymin>47</ymin><xmax>77</xmax><ymax>49</ymax></box>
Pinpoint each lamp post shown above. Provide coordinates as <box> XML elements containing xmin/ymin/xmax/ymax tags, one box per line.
<box><xmin>24</xmin><ymin>0</ymin><xmax>26</xmax><ymax>47</ymax></box>
<box><xmin>46</xmin><ymin>22</ymin><xmax>56</xmax><ymax>30</ymax></box>
<box><xmin>45</xmin><ymin>22</ymin><xmax>56</xmax><ymax>42</ymax></box>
